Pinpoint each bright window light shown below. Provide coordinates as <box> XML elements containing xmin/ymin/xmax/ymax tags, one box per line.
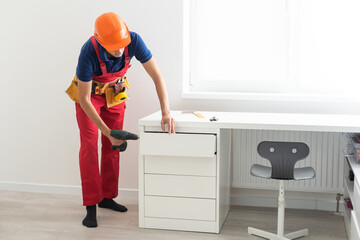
<box><xmin>186</xmin><ymin>0</ymin><xmax>360</xmax><ymax>97</ymax></box>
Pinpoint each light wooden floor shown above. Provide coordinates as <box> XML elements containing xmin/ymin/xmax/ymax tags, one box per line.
<box><xmin>0</xmin><ymin>190</ymin><xmax>348</xmax><ymax>240</ymax></box>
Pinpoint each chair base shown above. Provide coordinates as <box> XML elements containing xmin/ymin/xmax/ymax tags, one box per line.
<box><xmin>248</xmin><ymin>227</ymin><xmax>308</xmax><ymax>240</ymax></box>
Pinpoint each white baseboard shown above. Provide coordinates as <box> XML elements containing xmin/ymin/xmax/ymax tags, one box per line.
<box><xmin>231</xmin><ymin>188</ymin><xmax>345</xmax><ymax>212</ymax></box>
<box><xmin>0</xmin><ymin>182</ymin><xmax>345</xmax><ymax>212</ymax></box>
<box><xmin>0</xmin><ymin>181</ymin><xmax>138</xmax><ymax>199</ymax></box>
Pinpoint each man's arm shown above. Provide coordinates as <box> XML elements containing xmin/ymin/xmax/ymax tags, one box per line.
<box><xmin>77</xmin><ymin>80</ymin><xmax>125</xmax><ymax>146</ymax></box>
<box><xmin>142</xmin><ymin>57</ymin><xmax>176</xmax><ymax>133</ymax></box>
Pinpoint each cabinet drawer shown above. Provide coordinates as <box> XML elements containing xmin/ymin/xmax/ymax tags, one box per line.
<box><xmin>144</xmin><ymin>155</ymin><xmax>216</xmax><ymax>176</ymax></box>
<box><xmin>351</xmin><ymin>211</ymin><xmax>360</xmax><ymax>240</ymax></box>
<box><xmin>145</xmin><ymin>174</ymin><xmax>216</xmax><ymax>198</ymax></box>
<box><xmin>354</xmin><ymin>177</ymin><xmax>360</xmax><ymax>222</ymax></box>
<box><xmin>144</xmin><ymin>196</ymin><xmax>216</xmax><ymax>221</ymax></box>
<box><xmin>140</xmin><ymin>132</ymin><xmax>216</xmax><ymax>157</ymax></box>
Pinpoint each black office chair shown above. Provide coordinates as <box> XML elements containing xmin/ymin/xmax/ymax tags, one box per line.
<box><xmin>248</xmin><ymin>141</ymin><xmax>315</xmax><ymax>240</ymax></box>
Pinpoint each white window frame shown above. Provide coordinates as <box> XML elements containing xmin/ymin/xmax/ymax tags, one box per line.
<box><xmin>182</xmin><ymin>0</ymin><xmax>360</xmax><ymax>103</ymax></box>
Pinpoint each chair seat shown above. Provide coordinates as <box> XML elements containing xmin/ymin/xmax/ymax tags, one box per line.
<box><xmin>250</xmin><ymin>164</ymin><xmax>315</xmax><ymax>180</ymax></box>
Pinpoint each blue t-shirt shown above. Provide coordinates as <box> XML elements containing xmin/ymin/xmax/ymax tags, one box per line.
<box><xmin>76</xmin><ymin>31</ymin><xmax>152</xmax><ymax>82</ymax></box>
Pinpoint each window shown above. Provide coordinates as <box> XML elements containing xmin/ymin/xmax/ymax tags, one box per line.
<box><xmin>184</xmin><ymin>0</ymin><xmax>360</xmax><ymax>100</ymax></box>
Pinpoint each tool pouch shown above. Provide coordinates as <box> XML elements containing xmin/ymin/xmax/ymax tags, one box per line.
<box><xmin>66</xmin><ymin>75</ymin><xmax>129</xmax><ymax>108</ymax></box>
<box><xmin>105</xmin><ymin>77</ymin><xmax>130</xmax><ymax>108</ymax></box>
<box><xmin>105</xmin><ymin>87</ymin><xmax>127</xmax><ymax>108</ymax></box>
<box><xmin>66</xmin><ymin>75</ymin><xmax>80</xmax><ymax>103</ymax></box>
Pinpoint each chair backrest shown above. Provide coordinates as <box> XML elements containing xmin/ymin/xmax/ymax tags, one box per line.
<box><xmin>257</xmin><ymin>141</ymin><xmax>310</xmax><ymax>180</ymax></box>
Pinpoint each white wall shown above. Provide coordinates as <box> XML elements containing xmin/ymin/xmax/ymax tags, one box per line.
<box><xmin>0</xmin><ymin>0</ymin><xmax>354</xmax><ymax>193</ymax></box>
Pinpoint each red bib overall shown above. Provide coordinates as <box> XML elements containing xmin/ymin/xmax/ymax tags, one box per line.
<box><xmin>76</xmin><ymin>36</ymin><xmax>131</xmax><ymax>206</ymax></box>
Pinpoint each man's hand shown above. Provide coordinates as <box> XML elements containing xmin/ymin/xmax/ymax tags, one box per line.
<box><xmin>109</xmin><ymin>130</ymin><xmax>139</xmax><ymax>151</ymax></box>
<box><xmin>161</xmin><ymin>114</ymin><xmax>176</xmax><ymax>134</ymax></box>
<box><xmin>108</xmin><ymin>135</ymin><xmax>126</xmax><ymax>148</ymax></box>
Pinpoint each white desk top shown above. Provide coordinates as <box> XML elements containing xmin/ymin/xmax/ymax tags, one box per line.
<box><xmin>139</xmin><ymin>111</ymin><xmax>360</xmax><ymax>133</ymax></box>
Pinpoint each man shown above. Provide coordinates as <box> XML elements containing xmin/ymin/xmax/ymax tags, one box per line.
<box><xmin>73</xmin><ymin>12</ymin><xmax>175</xmax><ymax>227</ymax></box>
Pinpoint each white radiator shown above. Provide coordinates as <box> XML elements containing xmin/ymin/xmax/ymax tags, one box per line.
<box><xmin>232</xmin><ymin>129</ymin><xmax>344</xmax><ymax>193</ymax></box>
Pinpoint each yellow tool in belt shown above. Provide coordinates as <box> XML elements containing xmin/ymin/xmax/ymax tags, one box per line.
<box><xmin>66</xmin><ymin>75</ymin><xmax>130</xmax><ymax>108</ymax></box>
<box><xmin>114</xmin><ymin>77</ymin><xmax>130</xmax><ymax>102</ymax></box>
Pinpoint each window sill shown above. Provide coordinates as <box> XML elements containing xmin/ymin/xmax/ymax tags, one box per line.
<box><xmin>182</xmin><ymin>91</ymin><xmax>360</xmax><ymax>104</ymax></box>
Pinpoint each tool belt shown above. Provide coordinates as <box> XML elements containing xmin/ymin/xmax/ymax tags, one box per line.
<box><xmin>66</xmin><ymin>75</ymin><xmax>129</xmax><ymax>108</ymax></box>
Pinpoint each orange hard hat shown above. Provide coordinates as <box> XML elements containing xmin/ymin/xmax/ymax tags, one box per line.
<box><xmin>94</xmin><ymin>12</ymin><xmax>131</xmax><ymax>51</ymax></box>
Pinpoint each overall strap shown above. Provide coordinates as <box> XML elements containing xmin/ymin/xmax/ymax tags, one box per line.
<box><xmin>124</xmin><ymin>47</ymin><xmax>130</xmax><ymax>66</ymax></box>
<box><xmin>90</xmin><ymin>36</ymin><xmax>108</xmax><ymax>75</ymax></box>
<box><xmin>118</xmin><ymin>46</ymin><xmax>131</xmax><ymax>76</ymax></box>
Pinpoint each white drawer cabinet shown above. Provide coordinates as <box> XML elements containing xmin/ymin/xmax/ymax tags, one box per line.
<box><xmin>140</xmin><ymin>132</ymin><xmax>216</xmax><ymax>157</ymax></box>
<box><xmin>144</xmin><ymin>155</ymin><xmax>216</xmax><ymax>176</ymax></box>
<box><xmin>351</xmin><ymin>211</ymin><xmax>360</xmax><ymax>240</ymax></box>
<box><xmin>138</xmin><ymin>127</ymin><xmax>231</xmax><ymax>233</ymax></box>
<box><xmin>352</xmin><ymin>176</ymin><xmax>360</xmax><ymax>240</ymax></box>
<box><xmin>145</xmin><ymin>174</ymin><xmax>216</xmax><ymax>198</ymax></box>
<box><xmin>144</xmin><ymin>196</ymin><xmax>216</xmax><ymax>221</ymax></box>
<box><xmin>354</xmin><ymin>177</ymin><xmax>360</xmax><ymax>224</ymax></box>
<box><xmin>344</xmin><ymin>156</ymin><xmax>360</xmax><ymax>240</ymax></box>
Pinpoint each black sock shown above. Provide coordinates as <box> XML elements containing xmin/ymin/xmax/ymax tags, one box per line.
<box><xmin>98</xmin><ymin>198</ymin><xmax>127</xmax><ymax>212</ymax></box>
<box><xmin>82</xmin><ymin>205</ymin><xmax>97</xmax><ymax>228</ymax></box>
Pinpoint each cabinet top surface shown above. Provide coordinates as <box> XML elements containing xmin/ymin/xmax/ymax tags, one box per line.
<box><xmin>139</xmin><ymin>111</ymin><xmax>360</xmax><ymax>133</ymax></box>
